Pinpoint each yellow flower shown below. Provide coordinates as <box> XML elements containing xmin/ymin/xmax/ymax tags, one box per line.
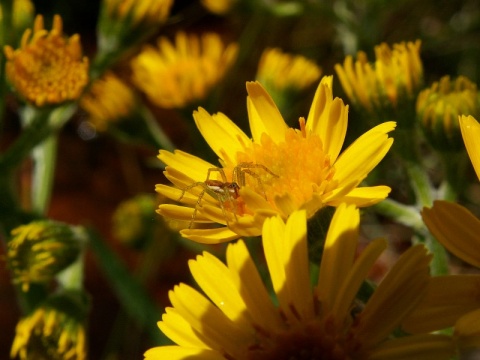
<box><xmin>459</xmin><ymin>114</ymin><xmax>480</xmax><ymax>180</ymax></box>
<box><xmin>256</xmin><ymin>47</ymin><xmax>321</xmax><ymax>92</ymax></box>
<box><xmin>80</xmin><ymin>72</ymin><xmax>136</xmax><ymax>131</ymax></box>
<box><xmin>417</xmin><ymin>76</ymin><xmax>480</xmax><ymax>151</ymax></box>
<box><xmin>103</xmin><ymin>0</ymin><xmax>173</xmax><ymax>26</ymax></box>
<box><xmin>7</xmin><ymin>220</ymin><xmax>82</xmax><ymax>291</ymax></box>
<box><xmin>4</xmin><ymin>14</ymin><xmax>89</xmax><ymax>107</ymax></box>
<box><xmin>201</xmin><ymin>0</ymin><xmax>236</xmax><ymax>15</ymax></box>
<box><xmin>156</xmin><ymin>77</ymin><xmax>395</xmax><ymax>243</ymax></box>
<box><xmin>335</xmin><ymin>40</ymin><xmax>423</xmax><ymax>114</ymax></box>
<box><xmin>145</xmin><ymin>206</ymin><xmax>455</xmax><ymax>359</ymax></box>
<box><xmin>401</xmin><ymin>200</ymin><xmax>480</xmax><ymax>351</ymax></box>
<box><xmin>131</xmin><ymin>31</ymin><xmax>238</xmax><ymax>109</ymax></box>
<box><xmin>11</xmin><ymin>294</ymin><xmax>87</xmax><ymax>360</ymax></box>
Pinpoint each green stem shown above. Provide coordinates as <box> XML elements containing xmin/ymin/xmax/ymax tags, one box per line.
<box><xmin>373</xmin><ymin>199</ymin><xmax>424</xmax><ymax>232</ymax></box>
<box><xmin>139</xmin><ymin>105</ymin><xmax>175</xmax><ymax>152</ymax></box>
<box><xmin>31</xmin><ymin>135</ymin><xmax>58</xmax><ymax>215</ymax></box>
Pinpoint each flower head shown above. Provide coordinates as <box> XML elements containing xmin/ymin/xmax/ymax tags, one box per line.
<box><xmin>201</xmin><ymin>0</ymin><xmax>237</xmax><ymax>15</ymax></box>
<box><xmin>103</xmin><ymin>0</ymin><xmax>173</xmax><ymax>26</ymax></box>
<box><xmin>7</xmin><ymin>220</ymin><xmax>83</xmax><ymax>291</ymax></box>
<box><xmin>157</xmin><ymin>77</ymin><xmax>395</xmax><ymax>243</ymax></box>
<box><xmin>80</xmin><ymin>72</ymin><xmax>136</xmax><ymax>131</ymax></box>
<box><xmin>4</xmin><ymin>14</ymin><xmax>89</xmax><ymax>107</ymax></box>
<box><xmin>256</xmin><ymin>47</ymin><xmax>321</xmax><ymax>93</ymax></box>
<box><xmin>145</xmin><ymin>206</ymin><xmax>455</xmax><ymax>359</ymax></box>
<box><xmin>131</xmin><ymin>31</ymin><xmax>239</xmax><ymax>109</ymax></box>
<box><xmin>11</xmin><ymin>292</ymin><xmax>88</xmax><ymax>360</ymax></box>
<box><xmin>335</xmin><ymin>40</ymin><xmax>423</xmax><ymax>117</ymax></box>
<box><xmin>417</xmin><ymin>76</ymin><xmax>480</xmax><ymax>151</ymax></box>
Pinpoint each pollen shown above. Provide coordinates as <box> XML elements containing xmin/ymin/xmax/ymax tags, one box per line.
<box><xmin>4</xmin><ymin>14</ymin><xmax>89</xmax><ymax>107</ymax></box>
<box><xmin>231</xmin><ymin>125</ymin><xmax>334</xmax><ymax>211</ymax></box>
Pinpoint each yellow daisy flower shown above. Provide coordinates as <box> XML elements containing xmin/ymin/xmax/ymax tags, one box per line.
<box><xmin>145</xmin><ymin>206</ymin><xmax>455</xmax><ymax>359</ymax></box>
<box><xmin>335</xmin><ymin>40</ymin><xmax>423</xmax><ymax>114</ymax></box>
<box><xmin>256</xmin><ymin>47</ymin><xmax>322</xmax><ymax>93</ymax></box>
<box><xmin>80</xmin><ymin>72</ymin><xmax>136</xmax><ymax>131</ymax></box>
<box><xmin>4</xmin><ymin>14</ymin><xmax>89</xmax><ymax>107</ymax></box>
<box><xmin>103</xmin><ymin>0</ymin><xmax>173</xmax><ymax>25</ymax></box>
<box><xmin>131</xmin><ymin>31</ymin><xmax>238</xmax><ymax>109</ymax></box>
<box><xmin>156</xmin><ymin>77</ymin><xmax>395</xmax><ymax>243</ymax></box>
<box><xmin>459</xmin><ymin>114</ymin><xmax>480</xmax><ymax>180</ymax></box>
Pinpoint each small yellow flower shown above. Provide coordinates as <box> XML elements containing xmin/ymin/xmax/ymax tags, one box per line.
<box><xmin>417</xmin><ymin>76</ymin><xmax>480</xmax><ymax>151</ymax></box>
<box><xmin>157</xmin><ymin>77</ymin><xmax>395</xmax><ymax>243</ymax></box>
<box><xmin>335</xmin><ymin>40</ymin><xmax>423</xmax><ymax>114</ymax></box>
<box><xmin>112</xmin><ymin>194</ymin><xmax>158</xmax><ymax>246</ymax></box>
<box><xmin>131</xmin><ymin>31</ymin><xmax>239</xmax><ymax>109</ymax></box>
<box><xmin>201</xmin><ymin>0</ymin><xmax>237</xmax><ymax>15</ymax></box>
<box><xmin>459</xmin><ymin>114</ymin><xmax>480</xmax><ymax>180</ymax></box>
<box><xmin>4</xmin><ymin>14</ymin><xmax>89</xmax><ymax>107</ymax></box>
<box><xmin>80</xmin><ymin>72</ymin><xmax>136</xmax><ymax>131</ymax></box>
<box><xmin>256</xmin><ymin>47</ymin><xmax>321</xmax><ymax>97</ymax></box>
<box><xmin>7</xmin><ymin>220</ymin><xmax>82</xmax><ymax>291</ymax></box>
<box><xmin>11</xmin><ymin>294</ymin><xmax>87</xmax><ymax>360</ymax></box>
<box><xmin>103</xmin><ymin>0</ymin><xmax>173</xmax><ymax>26</ymax></box>
<box><xmin>145</xmin><ymin>206</ymin><xmax>455</xmax><ymax>359</ymax></box>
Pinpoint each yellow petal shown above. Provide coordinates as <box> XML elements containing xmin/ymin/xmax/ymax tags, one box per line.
<box><xmin>327</xmin><ymin>186</ymin><xmax>391</xmax><ymax>207</ymax></box>
<box><xmin>193</xmin><ymin>107</ymin><xmax>251</xmax><ymax>164</ymax></box>
<box><xmin>180</xmin><ymin>227</ymin><xmax>240</xmax><ymax>243</ymax></box>
<box><xmin>169</xmin><ymin>284</ymin><xmax>252</xmax><ymax>356</ymax></box>
<box><xmin>226</xmin><ymin>240</ymin><xmax>285</xmax><ymax>332</ymax></box>
<box><xmin>332</xmin><ymin>238</ymin><xmax>387</xmax><ymax>326</ymax></box>
<box><xmin>353</xmin><ymin>245</ymin><xmax>431</xmax><ymax>349</ymax></box>
<box><xmin>283</xmin><ymin>210</ymin><xmax>314</xmax><ymax>320</ymax></box>
<box><xmin>159</xmin><ymin>149</ymin><xmax>216</xmax><ymax>182</ymax></box>
<box><xmin>368</xmin><ymin>334</ymin><xmax>455</xmax><ymax>360</ymax></box>
<box><xmin>144</xmin><ymin>346</ymin><xmax>224</xmax><ymax>360</ymax></box>
<box><xmin>159</xmin><ymin>308</ymin><xmax>212</xmax><ymax>349</ymax></box>
<box><xmin>189</xmin><ymin>251</ymin><xmax>252</xmax><ymax>329</ymax></box>
<box><xmin>306</xmin><ymin>77</ymin><xmax>348</xmax><ymax>163</ymax></box>
<box><xmin>333</xmin><ymin>122</ymin><xmax>395</xmax><ymax>186</ymax></box>
<box><xmin>455</xmin><ymin>309</ymin><xmax>480</xmax><ymax>349</ymax></box>
<box><xmin>459</xmin><ymin>115</ymin><xmax>480</xmax><ymax>181</ymax></box>
<box><xmin>157</xmin><ymin>204</ymin><xmax>212</xmax><ymax>223</ymax></box>
<box><xmin>402</xmin><ymin>275</ymin><xmax>480</xmax><ymax>333</ymax></box>
<box><xmin>246</xmin><ymin>81</ymin><xmax>287</xmax><ymax>143</ymax></box>
<box><xmin>317</xmin><ymin>204</ymin><xmax>359</xmax><ymax>314</ymax></box>
<box><xmin>422</xmin><ymin>200</ymin><xmax>480</xmax><ymax>268</ymax></box>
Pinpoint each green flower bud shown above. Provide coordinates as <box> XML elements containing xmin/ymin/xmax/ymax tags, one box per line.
<box><xmin>417</xmin><ymin>75</ymin><xmax>480</xmax><ymax>152</ymax></box>
<box><xmin>10</xmin><ymin>291</ymin><xmax>88</xmax><ymax>360</ymax></box>
<box><xmin>7</xmin><ymin>220</ymin><xmax>83</xmax><ymax>291</ymax></box>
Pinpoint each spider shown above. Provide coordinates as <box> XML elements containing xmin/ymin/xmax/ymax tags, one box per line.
<box><xmin>178</xmin><ymin>162</ymin><xmax>278</xmax><ymax>229</ymax></box>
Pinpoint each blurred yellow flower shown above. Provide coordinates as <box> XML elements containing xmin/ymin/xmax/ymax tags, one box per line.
<box><xmin>11</xmin><ymin>295</ymin><xmax>87</xmax><ymax>360</ymax></box>
<box><xmin>0</xmin><ymin>0</ymin><xmax>34</xmax><ymax>33</ymax></box>
<box><xmin>7</xmin><ymin>220</ymin><xmax>82</xmax><ymax>291</ymax></box>
<box><xmin>80</xmin><ymin>72</ymin><xmax>136</xmax><ymax>131</ymax></box>
<box><xmin>103</xmin><ymin>0</ymin><xmax>173</xmax><ymax>25</ymax></box>
<box><xmin>417</xmin><ymin>76</ymin><xmax>480</xmax><ymax>151</ymax></box>
<box><xmin>256</xmin><ymin>47</ymin><xmax>321</xmax><ymax>93</ymax></box>
<box><xmin>201</xmin><ymin>0</ymin><xmax>236</xmax><ymax>15</ymax></box>
<box><xmin>145</xmin><ymin>206</ymin><xmax>455</xmax><ymax>359</ymax></box>
<box><xmin>157</xmin><ymin>77</ymin><xmax>395</xmax><ymax>243</ymax></box>
<box><xmin>4</xmin><ymin>14</ymin><xmax>89</xmax><ymax>107</ymax></box>
<box><xmin>131</xmin><ymin>31</ymin><xmax>238</xmax><ymax>109</ymax></box>
<box><xmin>335</xmin><ymin>40</ymin><xmax>423</xmax><ymax>114</ymax></box>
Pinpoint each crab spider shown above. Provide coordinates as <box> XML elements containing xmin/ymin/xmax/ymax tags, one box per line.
<box><xmin>178</xmin><ymin>163</ymin><xmax>278</xmax><ymax>229</ymax></box>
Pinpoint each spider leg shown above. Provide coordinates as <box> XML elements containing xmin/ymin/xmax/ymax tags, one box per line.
<box><xmin>188</xmin><ymin>188</ymin><xmax>207</xmax><ymax>229</ymax></box>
